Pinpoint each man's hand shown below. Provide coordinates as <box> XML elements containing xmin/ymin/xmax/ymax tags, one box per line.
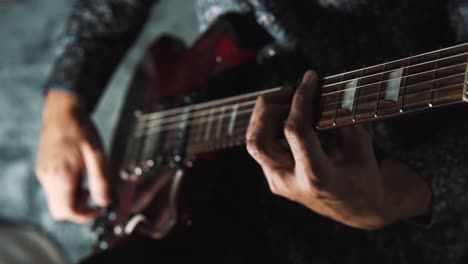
<box><xmin>35</xmin><ymin>90</ymin><xmax>111</xmax><ymax>223</ymax></box>
<box><xmin>246</xmin><ymin>70</ymin><xmax>431</xmax><ymax>230</ymax></box>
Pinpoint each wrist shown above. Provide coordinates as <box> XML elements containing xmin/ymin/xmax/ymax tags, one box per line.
<box><xmin>43</xmin><ymin>90</ymin><xmax>88</xmax><ymax>123</ymax></box>
<box><xmin>380</xmin><ymin>160</ymin><xmax>432</xmax><ymax>225</ymax></box>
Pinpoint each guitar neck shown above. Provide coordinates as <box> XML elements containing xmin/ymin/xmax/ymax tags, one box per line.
<box><xmin>136</xmin><ymin>42</ymin><xmax>468</xmax><ymax>155</ymax></box>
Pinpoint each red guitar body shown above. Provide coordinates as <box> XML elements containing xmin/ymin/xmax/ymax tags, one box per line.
<box><xmin>90</xmin><ymin>13</ymin><xmax>305</xmax><ymax>251</ymax></box>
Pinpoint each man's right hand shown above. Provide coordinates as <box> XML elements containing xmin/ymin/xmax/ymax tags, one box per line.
<box><xmin>35</xmin><ymin>90</ymin><xmax>111</xmax><ymax>223</ymax></box>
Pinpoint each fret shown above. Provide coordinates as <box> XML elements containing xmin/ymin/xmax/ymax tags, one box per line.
<box><xmin>352</xmin><ymin>68</ymin><xmax>365</xmax><ymax>121</ymax></box>
<box><xmin>215</xmin><ymin>106</ymin><xmax>226</xmax><ymax>138</ymax></box>
<box><xmin>377</xmin><ymin>57</ymin><xmax>407</xmax><ymax>116</ymax></box>
<box><xmin>228</xmin><ymin>103</ymin><xmax>239</xmax><ymax>136</ymax></box>
<box><xmin>353</xmin><ymin>64</ymin><xmax>383</xmax><ymax>121</ymax></box>
<box><xmin>430</xmin><ymin>50</ymin><xmax>441</xmax><ymax>107</ymax></box>
<box><xmin>122</xmin><ymin>114</ymin><xmax>147</xmax><ymax>176</ymax></box>
<box><xmin>204</xmin><ymin>108</ymin><xmax>215</xmax><ymax>141</ymax></box>
<box><xmin>375</xmin><ymin>61</ymin><xmax>387</xmax><ymax>117</ymax></box>
<box><xmin>140</xmin><ymin>128</ymin><xmax>160</xmax><ymax>164</ymax></box>
<box><xmin>463</xmin><ymin>54</ymin><xmax>468</xmax><ymax>102</ymax></box>
<box><xmin>399</xmin><ymin>57</ymin><xmax>412</xmax><ymax>112</ymax></box>
<box><xmin>318</xmin><ymin>75</ymin><xmax>342</xmax><ymax>128</ymax></box>
<box><xmin>342</xmin><ymin>79</ymin><xmax>358</xmax><ymax>111</ymax></box>
<box><xmin>195</xmin><ymin>116</ymin><xmax>204</xmax><ymax>142</ymax></box>
<box><xmin>385</xmin><ymin>68</ymin><xmax>404</xmax><ymax>103</ymax></box>
<box><xmin>316</xmin><ymin>74</ymin><xmax>328</xmax><ymax>129</ymax></box>
<box><xmin>332</xmin><ymin>73</ymin><xmax>346</xmax><ymax>126</ymax></box>
<box><xmin>335</xmin><ymin>71</ymin><xmax>363</xmax><ymax>125</ymax></box>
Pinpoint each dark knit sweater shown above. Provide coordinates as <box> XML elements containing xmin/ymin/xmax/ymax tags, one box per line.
<box><xmin>45</xmin><ymin>1</ymin><xmax>468</xmax><ymax>263</ymax></box>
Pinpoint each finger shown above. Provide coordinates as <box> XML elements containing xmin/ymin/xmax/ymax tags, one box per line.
<box><xmin>246</xmin><ymin>102</ymin><xmax>293</xmax><ymax>170</ymax></box>
<box><xmin>284</xmin><ymin>70</ymin><xmax>327</xmax><ymax>182</ymax></box>
<box><xmin>74</xmin><ymin>189</ymin><xmax>101</xmax><ymax>221</ymax></box>
<box><xmin>81</xmin><ymin>142</ymin><xmax>111</xmax><ymax>207</ymax></box>
<box><xmin>262</xmin><ymin>168</ymin><xmax>296</xmax><ymax>198</ymax></box>
<box><xmin>40</xmin><ymin>170</ymin><xmax>98</xmax><ymax>223</ymax></box>
<box><xmin>246</xmin><ymin>88</ymin><xmax>294</xmax><ymax>170</ymax></box>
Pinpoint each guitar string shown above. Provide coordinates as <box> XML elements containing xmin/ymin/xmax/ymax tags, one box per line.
<box><xmin>134</xmin><ymin>81</ymin><xmax>465</xmax><ymax>137</ymax></box>
<box><xmin>137</xmin><ymin>81</ymin><xmax>466</xmax><ymax>136</ymax></box>
<box><xmin>135</xmin><ymin>64</ymin><xmax>467</xmax><ymax>130</ymax></box>
<box><xmin>140</xmin><ymin>52</ymin><xmax>468</xmax><ymax>122</ymax></box>
<box><xmin>139</xmin><ymin>70</ymin><xmax>468</xmax><ymax>132</ymax></box>
<box><xmin>153</xmin><ymin>87</ymin><xmax>467</xmax><ymax>157</ymax></box>
<box><xmin>126</xmin><ymin>42</ymin><xmax>468</xmax><ymax>164</ymax></box>
<box><xmin>134</xmin><ymin>75</ymin><xmax>467</xmax><ymax>135</ymax></box>
<box><xmin>184</xmin><ymin>95</ymin><xmax>466</xmax><ymax>152</ymax></box>
<box><xmin>320</xmin><ymin>71</ymin><xmax>467</xmax><ymax>108</ymax></box>
<box><xmin>134</xmin><ymin>99</ymin><xmax>256</xmax><ymax>130</ymax></box>
<box><xmin>138</xmin><ymin>60</ymin><xmax>467</xmax><ymax>131</ymax></box>
<box><xmin>321</xmin><ymin>61</ymin><xmax>467</xmax><ymax>96</ymax></box>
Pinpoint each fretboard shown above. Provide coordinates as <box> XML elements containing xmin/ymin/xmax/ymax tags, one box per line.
<box><xmin>135</xmin><ymin>42</ymin><xmax>468</xmax><ymax>155</ymax></box>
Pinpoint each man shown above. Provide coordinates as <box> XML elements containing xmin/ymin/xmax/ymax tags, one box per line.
<box><xmin>36</xmin><ymin>0</ymin><xmax>468</xmax><ymax>263</ymax></box>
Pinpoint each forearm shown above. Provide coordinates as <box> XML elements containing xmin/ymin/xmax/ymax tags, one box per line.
<box><xmin>42</xmin><ymin>90</ymin><xmax>87</xmax><ymax>123</ymax></box>
<box><xmin>44</xmin><ymin>0</ymin><xmax>158</xmax><ymax>112</ymax></box>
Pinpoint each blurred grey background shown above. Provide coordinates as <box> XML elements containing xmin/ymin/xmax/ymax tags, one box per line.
<box><xmin>0</xmin><ymin>0</ymin><xmax>197</xmax><ymax>261</ymax></box>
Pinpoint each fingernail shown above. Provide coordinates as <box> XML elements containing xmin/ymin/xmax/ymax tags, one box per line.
<box><xmin>303</xmin><ymin>70</ymin><xmax>317</xmax><ymax>82</ymax></box>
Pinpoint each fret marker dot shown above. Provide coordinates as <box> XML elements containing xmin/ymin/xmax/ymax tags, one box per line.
<box><xmin>374</xmin><ymin>114</ymin><xmax>378</xmax><ymax>118</ymax></box>
<box><xmin>399</xmin><ymin>109</ymin><xmax>403</xmax><ymax>113</ymax></box>
<box><xmin>333</xmin><ymin>122</ymin><xmax>336</xmax><ymax>126</ymax></box>
<box><xmin>428</xmin><ymin>103</ymin><xmax>433</xmax><ymax>107</ymax></box>
<box><xmin>352</xmin><ymin>118</ymin><xmax>356</xmax><ymax>122</ymax></box>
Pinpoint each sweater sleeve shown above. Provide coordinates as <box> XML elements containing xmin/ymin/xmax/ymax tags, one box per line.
<box><xmin>409</xmin><ymin>0</ymin><xmax>468</xmax><ymax>225</ymax></box>
<box><xmin>44</xmin><ymin>0</ymin><xmax>158</xmax><ymax>112</ymax></box>
<box><xmin>373</xmin><ymin>1</ymin><xmax>468</xmax><ymax>226</ymax></box>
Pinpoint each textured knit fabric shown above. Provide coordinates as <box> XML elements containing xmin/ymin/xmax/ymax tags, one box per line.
<box><xmin>44</xmin><ymin>0</ymin><xmax>468</xmax><ymax>263</ymax></box>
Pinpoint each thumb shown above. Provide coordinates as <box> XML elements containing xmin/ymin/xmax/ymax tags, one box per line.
<box><xmin>81</xmin><ymin>141</ymin><xmax>111</xmax><ymax>207</ymax></box>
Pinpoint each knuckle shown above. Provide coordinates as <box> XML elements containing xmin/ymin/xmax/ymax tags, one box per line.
<box><xmin>308</xmin><ymin>188</ymin><xmax>327</xmax><ymax>200</ymax></box>
<box><xmin>246</xmin><ymin>135</ymin><xmax>259</xmax><ymax>149</ymax></box>
<box><xmin>51</xmin><ymin>166</ymin><xmax>67</xmax><ymax>177</ymax></box>
<box><xmin>268</xmin><ymin>175</ymin><xmax>292</xmax><ymax>197</ymax></box>
<box><xmin>246</xmin><ymin>137</ymin><xmax>266</xmax><ymax>159</ymax></box>
<box><xmin>284</xmin><ymin>121</ymin><xmax>304</xmax><ymax>140</ymax></box>
<box><xmin>304</xmin><ymin>181</ymin><xmax>329</xmax><ymax>199</ymax></box>
<box><xmin>268</xmin><ymin>181</ymin><xmax>282</xmax><ymax>196</ymax></box>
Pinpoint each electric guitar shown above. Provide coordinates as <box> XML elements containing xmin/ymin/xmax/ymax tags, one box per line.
<box><xmin>90</xmin><ymin>13</ymin><xmax>468</xmax><ymax>251</ymax></box>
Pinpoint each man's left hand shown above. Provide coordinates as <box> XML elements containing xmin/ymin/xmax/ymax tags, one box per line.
<box><xmin>246</xmin><ymin>70</ymin><xmax>431</xmax><ymax>230</ymax></box>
